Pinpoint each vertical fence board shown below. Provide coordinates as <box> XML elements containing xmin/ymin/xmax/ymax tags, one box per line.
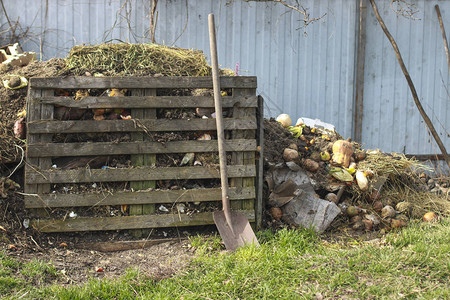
<box><xmin>231</xmin><ymin>87</ymin><xmax>257</xmax><ymax>214</ymax></box>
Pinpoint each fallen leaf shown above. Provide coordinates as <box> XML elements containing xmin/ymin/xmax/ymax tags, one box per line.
<box><xmin>7</xmin><ymin>244</ymin><xmax>16</xmax><ymax>250</ymax></box>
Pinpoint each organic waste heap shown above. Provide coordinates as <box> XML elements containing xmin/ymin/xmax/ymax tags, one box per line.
<box><xmin>263</xmin><ymin>115</ymin><xmax>448</xmax><ymax>233</ymax></box>
<box><xmin>0</xmin><ymin>43</ymin><xmax>216</xmax><ymax>164</ymax></box>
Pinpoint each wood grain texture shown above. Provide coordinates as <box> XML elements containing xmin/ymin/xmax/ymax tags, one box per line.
<box><xmin>130</xmin><ymin>89</ymin><xmax>146</xmax><ymax>236</ymax></box>
<box><xmin>24</xmin><ymin>187</ymin><xmax>255</xmax><ymax>208</ymax></box>
<box><xmin>256</xmin><ymin>95</ymin><xmax>264</xmax><ymax>229</ymax></box>
<box><xmin>29</xmin><ymin>76</ymin><xmax>257</xmax><ymax>89</ymax></box>
<box><xmin>33</xmin><ymin>95</ymin><xmax>258</xmax><ymax>108</ymax></box>
<box><xmin>25</xmin><ymin>76</ymin><xmax>259</xmax><ymax>232</ymax></box>
<box><xmin>27</xmin><ymin>139</ymin><xmax>257</xmax><ymax>157</ymax></box>
<box><xmin>32</xmin><ymin>210</ymin><xmax>255</xmax><ymax>232</ymax></box>
<box><xmin>230</xmin><ymin>88</ymin><xmax>257</xmax><ymax>211</ymax></box>
<box><xmin>74</xmin><ymin>238</ymin><xmax>180</xmax><ymax>252</ymax></box>
<box><xmin>28</xmin><ymin>117</ymin><xmax>257</xmax><ymax>134</ymax></box>
<box><xmin>26</xmin><ymin>165</ymin><xmax>256</xmax><ymax>184</ymax></box>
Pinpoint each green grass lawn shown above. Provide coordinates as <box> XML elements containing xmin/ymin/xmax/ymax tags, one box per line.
<box><xmin>2</xmin><ymin>219</ymin><xmax>449</xmax><ymax>299</ymax></box>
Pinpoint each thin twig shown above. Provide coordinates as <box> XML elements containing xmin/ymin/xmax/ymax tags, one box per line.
<box><xmin>24</xmin><ymin>160</ymin><xmax>48</xmax><ymax>180</ymax></box>
<box><xmin>15</xmin><ymin>191</ymin><xmax>52</xmax><ymax>211</ymax></box>
<box><xmin>243</xmin><ymin>0</ymin><xmax>326</xmax><ymax>29</ymax></box>
<box><xmin>0</xmin><ymin>0</ymin><xmax>16</xmax><ymax>41</ymax></box>
<box><xmin>172</xmin><ymin>0</ymin><xmax>188</xmax><ymax>46</ymax></box>
<box><xmin>390</xmin><ymin>0</ymin><xmax>420</xmax><ymax>20</ymax></box>
<box><xmin>369</xmin><ymin>0</ymin><xmax>450</xmax><ymax>169</ymax></box>
<box><xmin>30</xmin><ymin>236</ymin><xmax>44</xmax><ymax>251</ymax></box>
<box><xmin>7</xmin><ymin>144</ymin><xmax>25</xmax><ymax>179</ymax></box>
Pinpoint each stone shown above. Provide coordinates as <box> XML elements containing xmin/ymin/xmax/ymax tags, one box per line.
<box><xmin>381</xmin><ymin>205</ymin><xmax>396</xmax><ymax>218</ymax></box>
<box><xmin>281</xmin><ymin>191</ymin><xmax>341</xmax><ymax>233</ymax></box>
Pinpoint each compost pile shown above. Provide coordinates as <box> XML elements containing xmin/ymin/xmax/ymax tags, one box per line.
<box><xmin>0</xmin><ymin>58</ymin><xmax>65</xmax><ymax>162</ymax></box>
<box><xmin>263</xmin><ymin>117</ymin><xmax>449</xmax><ymax>234</ymax></box>
<box><xmin>65</xmin><ymin>43</ymin><xmax>211</xmax><ymax>77</ymax></box>
<box><xmin>0</xmin><ymin>43</ymin><xmax>215</xmax><ymax>164</ymax></box>
<box><xmin>0</xmin><ymin>42</ymin><xmax>448</xmax><ymax>240</ymax></box>
<box><xmin>1</xmin><ymin>42</ymin><xmax>235</xmax><ymax>239</ymax></box>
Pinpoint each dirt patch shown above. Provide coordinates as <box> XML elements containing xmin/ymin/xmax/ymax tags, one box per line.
<box><xmin>0</xmin><ymin>167</ymin><xmax>213</xmax><ymax>284</ymax></box>
<box><xmin>8</xmin><ymin>239</ymin><xmax>194</xmax><ymax>284</ymax></box>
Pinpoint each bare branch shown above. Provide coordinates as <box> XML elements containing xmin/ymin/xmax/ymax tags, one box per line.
<box><xmin>241</xmin><ymin>0</ymin><xmax>326</xmax><ymax>29</ymax></box>
<box><xmin>0</xmin><ymin>0</ymin><xmax>17</xmax><ymax>42</ymax></box>
<box><xmin>390</xmin><ymin>0</ymin><xmax>420</xmax><ymax>20</ymax></box>
<box><xmin>369</xmin><ymin>0</ymin><xmax>449</xmax><ymax>168</ymax></box>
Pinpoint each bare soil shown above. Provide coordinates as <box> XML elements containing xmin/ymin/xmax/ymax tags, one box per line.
<box><xmin>0</xmin><ymin>182</ymin><xmax>218</xmax><ymax>284</ymax></box>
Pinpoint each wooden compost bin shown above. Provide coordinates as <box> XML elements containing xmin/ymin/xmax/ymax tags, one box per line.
<box><xmin>24</xmin><ymin>76</ymin><xmax>263</xmax><ymax>233</ymax></box>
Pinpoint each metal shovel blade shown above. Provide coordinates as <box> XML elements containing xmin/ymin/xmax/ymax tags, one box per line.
<box><xmin>213</xmin><ymin>210</ymin><xmax>259</xmax><ymax>251</ymax></box>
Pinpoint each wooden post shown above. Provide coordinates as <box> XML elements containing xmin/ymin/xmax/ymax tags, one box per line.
<box><xmin>130</xmin><ymin>89</ymin><xmax>144</xmax><ymax>238</ymax></box>
<box><xmin>230</xmin><ymin>87</ymin><xmax>257</xmax><ymax>214</ymax></box>
<box><xmin>353</xmin><ymin>0</ymin><xmax>367</xmax><ymax>143</ymax></box>
<box><xmin>255</xmin><ymin>95</ymin><xmax>264</xmax><ymax>229</ymax></box>
<box><xmin>130</xmin><ymin>88</ymin><xmax>157</xmax><ymax>237</ymax></box>
<box><xmin>142</xmin><ymin>88</ymin><xmax>157</xmax><ymax>217</ymax></box>
<box><xmin>25</xmin><ymin>86</ymin><xmax>52</xmax><ymax>217</ymax></box>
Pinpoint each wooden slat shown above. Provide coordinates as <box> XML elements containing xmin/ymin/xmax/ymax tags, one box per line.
<box><xmin>28</xmin><ymin>117</ymin><xmax>257</xmax><ymax>134</ymax></box>
<box><xmin>31</xmin><ymin>210</ymin><xmax>255</xmax><ymax>233</ymax></box>
<box><xmin>29</xmin><ymin>76</ymin><xmax>257</xmax><ymax>89</ymax></box>
<box><xmin>256</xmin><ymin>95</ymin><xmax>264</xmax><ymax>229</ymax></box>
<box><xmin>74</xmin><ymin>238</ymin><xmax>180</xmax><ymax>252</ymax></box>
<box><xmin>129</xmin><ymin>89</ymin><xmax>146</xmax><ymax>236</ymax></box>
<box><xmin>230</xmin><ymin>88</ymin><xmax>257</xmax><ymax>212</ymax></box>
<box><xmin>25</xmin><ymin>88</ymin><xmax>50</xmax><ymax>218</ymax></box>
<box><xmin>39</xmin><ymin>90</ymin><xmax>54</xmax><ymax>195</ymax></box>
<box><xmin>26</xmin><ymin>165</ymin><xmax>256</xmax><ymax>184</ymax></box>
<box><xmin>33</xmin><ymin>95</ymin><xmax>258</xmax><ymax>108</ymax></box>
<box><xmin>25</xmin><ymin>87</ymin><xmax>42</xmax><ymax>217</ymax></box>
<box><xmin>141</xmin><ymin>89</ymin><xmax>157</xmax><ymax>221</ymax></box>
<box><xmin>25</xmin><ymin>87</ymin><xmax>40</xmax><ymax>196</ymax></box>
<box><xmin>28</xmin><ymin>139</ymin><xmax>257</xmax><ymax>158</ymax></box>
<box><xmin>129</xmin><ymin>88</ymin><xmax>156</xmax><ymax>238</ymax></box>
<box><xmin>24</xmin><ymin>187</ymin><xmax>255</xmax><ymax>208</ymax></box>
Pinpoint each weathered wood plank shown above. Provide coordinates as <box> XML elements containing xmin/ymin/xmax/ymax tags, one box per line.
<box><xmin>25</xmin><ymin>88</ymin><xmax>51</xmax><ymax>218</ymax></box>
<box><xmin>24</xmin><ymin>187</ymin><xmax>255</xmax><ymax>208</ymax></box>
<box><xmin>33</xmin><ymin>95</ymin><xmax>258</xmax><ymax>108</ymax></box>
<box><xmin>27</xmin><ymin>139</ymin><xmax>257</xmax><ymax>158</ymax></box>
<box><xmin>74</xmin><ymin>238</ymin><xmax>180</xmax><ymax>252</ymax></box>
<box><xmin>29</xmin><ymin>76</ymin><xmax>257</xmax><ymax>89</ymax></box>
<box><xmin>38</xmin><ymin>90</ymin><xmax>54</xmax><ymax>195</ymax></box>
<box><xmin>230</xmin><ymin>88</ymin><xmax>257</xmax><ymax>212</ymax></box>
<box><xmin>256</xmin><ymin>95</ymin><xmax>265</xmax><ymax>229</ymax></box>
<box><xmin>26</xmin><ymin>165</ymin><xmax>256</xmax><ymax>184</ymax></box>
<box><xmin>31</xmin><ymin>210</ymin><xmax>255</xmax><ymax>232</ymax></box>
<box><xmin>129</xmin><ymin>89</ymin><xmax>157</xmax><ymax>238</ymax></box>
<box><xmin>25</xmin><ymin>87</ymin><xmax>44</xmax><ymax>217</ymax></box>
<box><xmin>141</xmin><ymin>88</ymin><xmax>157</xmax><ymax>219</ymax></box>
<box><xmin>28</xmin><ymin>117</ymin><xmax>257</xmax><ymax>134</ymax></box>
<box><xmin>130</xmin><ymin>89</ymin><xmax>146</xmax><ymax>235</ymax></box>
<box><xmin>25</xmin><ymin>87</ymin><xmax>41</xmax><ymax>196</ymax></box>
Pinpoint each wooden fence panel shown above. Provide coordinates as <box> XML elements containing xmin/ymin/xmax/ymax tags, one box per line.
<box><xmin>25</xmin><ymin>76</ymin><xmax>260</xmax><ymax>233</ymax></box>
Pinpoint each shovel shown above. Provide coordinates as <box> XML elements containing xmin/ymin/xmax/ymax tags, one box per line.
<box><xmin>208</xmin><ymin>14</ymin><xmax>259</xmax><ymax>251</ymax></box>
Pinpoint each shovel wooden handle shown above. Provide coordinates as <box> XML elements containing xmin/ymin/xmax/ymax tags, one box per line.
<box><xmin>208</xmin><ymin>14</ymin><xmax>232</xmax><ymax>228</ymax></box>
